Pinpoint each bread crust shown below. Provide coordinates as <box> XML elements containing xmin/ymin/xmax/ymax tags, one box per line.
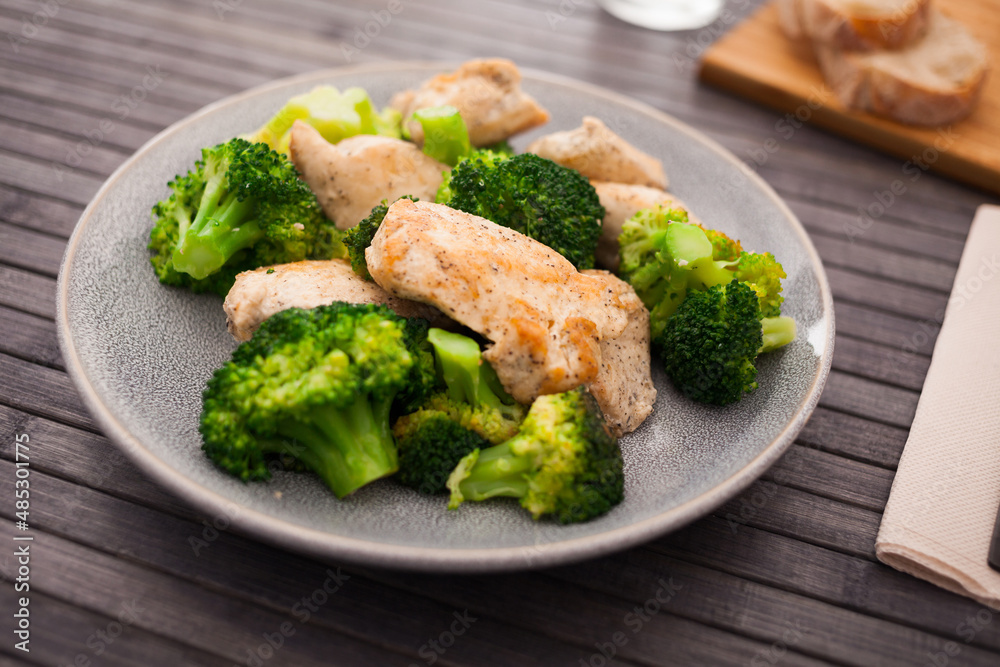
<box><xmin>815</xmin><ymin>11</ymin><xmax>990</xmax><ymax>126</ymax></box>
<box><xmin>778</xmin><ymin>0</ymin><xmax>930</xmax><ymax>51</ymax></box>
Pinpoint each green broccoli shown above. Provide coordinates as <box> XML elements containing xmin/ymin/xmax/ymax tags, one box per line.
<box><xmin>446</xmin><ymin>387</ymin><xmax>624</xmax><ymax>524</ymax></box>
<box><xmin>392</xmin><ymin>328</ymin><xmax>527</xmax><ymax>494</ymax></box>
<box><xmin>411</xmin><ymin>105</ymin><xmax>472</xmax><ymax>167</ymax></box>
<box><xmin>618</xmin><ymin>206</ymin><xmax>786</xmax><ymax>336</ymax></box>
<box><xmin>199</xmin><ymin>303</ymin><xmax>435</xmax><ymax>498</ymax></box>
<box><xmin>394</xmin><ymin>412</ymin><xmax>490</xmax><ymax>494</ymax></box>
<box><xmin>441</xmin><ymin>152</ymin><xmax>605</xmax><ymax>270</ymax></box>
<box><xmin>149</xmin><ymin>138</ymin><xmax>344</xmax><ymax>295</ymax></box>
<box><xmin>246</xmin><ymin>85</ymin><xmax>401</xmax><ymax>154</ymax></box>
<box><xmin>344</xmin><ymin>195</ymin><xmax>418</xmax><ymax>281</ymax></box>
<box><xmin>657</xmin><ymin>280</ymin><xmax>796</xmax><ymax>405</ymax></box>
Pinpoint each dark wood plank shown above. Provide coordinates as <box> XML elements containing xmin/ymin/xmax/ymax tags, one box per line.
<box><xmin>0</xmin><ymin>61</ymin><xmax>185</xmax><ymax>129</ymax></box>
<box><xmin>767</xmin><ymin>444</ymin><xmax>895</xmax><ymax>512</ymax></box>
<box><xmin>826</xmin><ymin>265</ymin><xmax>949</xmax><ymax>322</ymax></box>
<box><xmin>0</xmin><ymin>520</ymin><xmax>418</xmax><ymax>667</ymax></box>
<box><xmin>546</xmin><ymin>549</ymin><xmax>1000</xmax><ymax>667</ymax></box>
<box><xmin>0</xmin><ymin>8</ymin><xmax>278</xmax><ymax>92</ymax></box>
<box><xmin>0</xmin><ymin>354</ymin><xmax>96</xmax><ymax>431</ymax></box>
<box><xmin>832</xmin><ymin>334</ymin><xmax>930</xmax><ymax>392</ymax></box>
<box><xmin>787</xmin><ymin>197</ymin><xmax>967</xmax><ymax>264</ymax></box>
<box><xmin>810</xmin><ymin>232</ymin><xmax>956</xmax><ymax>293</ymax></box>
<box><xmin>820</xmin><ymin>371</ymin><xmax>919</xmax><ymax>429</ymax></box>
<box><xmin>0</xmin><ymin>184</ymin><xmax>83</xmax><ymax>237</ymax></box>
<box><xmin>0</xmin><ymin>586</ymin><xmax>235</xmax><ymax>667</ymax></box>
<box><xmin>796</xmin><ymin>406</ymin><xmax>909</xmax><ymax>469</ymax></box>
<box><xmin>717</xmin><ymin>480</ymin><xmax>882</xmax><ymax>559</ymax></box>
<box><xmin>654</xmin><ymin>517</ymin><xmax>1000</xmax><ymax>653</ymax></box>
<box><xmin>0</xmin><ymin>146</ymin><xmax>105</xmax><ymax>206</ymax></box>
<box><xmin>0</xmin><ymin>93</ymin><xmax>158</xmax><ymax>155</ymax></box>
<box><xmin>0</xmin><ymin>117</ymin><xmax>128</xmax><ymax>181</ymax></box>
<box><xmin>0</xmin><ymin>463</ymin><xmax>640</xmax><ymax>667</ymax></box>
<box><xmin>0</xmin><ymin>264</ymin><xmax>56</xmax><ymax>318</ymax></box>
<box><xmin>0</xmin><ymin>403</ymin><xmax>195</xmax><ymax>516</ymax></box>
<box><xmin>834</xmin><ymin>301</ymin><xmax>940</xmax><ymax>356</ymax></box>
<box><xmin>0</xmin><ymin>305</ymin><xmax>62</xmax><ymax>368</ymax></box>
<box><xmin>0</xmin><ymin>221</ymin><xmax>66</xmax><ymax>277</ymax></box>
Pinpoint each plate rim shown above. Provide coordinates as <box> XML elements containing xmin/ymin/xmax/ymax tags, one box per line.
<box><xmin>56</xmin><ymin>60</ymin><xmax>836</xmax><ymax>573</ymax></box>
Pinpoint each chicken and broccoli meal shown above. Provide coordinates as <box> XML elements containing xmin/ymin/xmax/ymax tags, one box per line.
<box><xmin>148</xmin><ymin>58</ymin><xmax>796</xmax><ymax>524</ymax></box>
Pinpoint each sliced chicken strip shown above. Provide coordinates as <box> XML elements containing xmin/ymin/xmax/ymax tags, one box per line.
<box><xmin>366</xmin><ymin>199</ymin><xmax>645</xmax><ymax>412</ymax></box>
<box><xmin>591</xmin><ymin>181</ymin><xmax>702</xmax><ymax>272</ymax></box>
<box><xmin>527</xmin><ymin>116</ymin><xmax>668</xmax><ymax>189</ymax></box>
<box><xmin>288</xmin><ymin>120</ymin><xmax>448</xmax><ymax>230</ymax></box>
<box><xmin>582</xmin><ymin>270</ymin><xmax>656</xmax><ymax>437</ymax></box>
<box><xmin>391</xmin><ymin>58</ymin><xmax>550</xmax><ymax>147</ymax></box>
<box><xmin>223</xmin><ymin>259</ymin><xmax>451</xmax><ymax>342</ymax></box>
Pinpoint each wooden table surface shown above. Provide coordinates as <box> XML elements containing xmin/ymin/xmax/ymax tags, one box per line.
<box><xmin>1</xmin><ymin>0</ymin><xmax>998</xmax><ymax>665</ymax></box>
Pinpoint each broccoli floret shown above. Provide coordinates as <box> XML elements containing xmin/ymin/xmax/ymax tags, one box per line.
<box><xmin>394</xmin><ymin>412</ymin><xmax>489</xmax><ymax>494</ymax></box>
<box><xmin>246</xmin><ymin>85</ymin><xmax>401</xmax><ymax>154</ymax></box>
<box><xmin>732</xmin><ymin>251</ymin><xmax>786</xmax><ymax>318</ymax></box>
<box><xmin>392</xmin><ymin>328</ymin><xmax>526</xmax><ymax>495</ymax></box>
<box><xmin>149</xmin><ymin>138</ymin><xmax>344</xmax><ymax>295</ymax></box>
<box><xmin>394</xmin><ymin>328</ymin><xmax>526</xmax><ymax>446</ymax></box>
<box><xmin>701</xmin><ymin>226</ymin><xmax>743</xmax><ymax>262</ymax></box>
<box><xmin>618</xmin><ymin>206</ymin><xmax>786</xmax><ymax>336</ymax></box>
<box><xmin>481</xmin><ymin>140</ymin><xmax>514</xmax><ymax>156</ymax></box>
<box><xmin>446</xmin><ymin>388</ymin><xmax>624</xmax><ymax>524</ymax></box>
<box><xmin>344</xmin><ymin>196</ymin><xmax>418</xmax><ymax>280</ymax></box>
<box><xmin>199</xmin><ymin>303</ymin><xmax>435</xmax><ymax>498</ymax></box>
<box><xmin>441</xmin><ymin>153</ymin><xmax>605</xmax><ymax>270</ymax></box>
<box><xmin>656</xmin><ymin>281</ymin><xmax>796</xmax><ymax>406</ymax></box>
<box><xmin>434</xmin><ymin>148</ymin><xmax>507</xmax><ymax>206</ymax></box>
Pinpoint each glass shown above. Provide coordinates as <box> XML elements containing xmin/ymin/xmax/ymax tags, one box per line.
<box><xmin>598</xmin><ymin>0</ymin><xmax>725</xmax><ymax>31</ymax></box>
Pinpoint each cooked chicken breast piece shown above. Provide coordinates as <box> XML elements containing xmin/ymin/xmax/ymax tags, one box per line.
<box><xmin>366</xmin><ymin>199</ymin><xmax>648</xmax><ymax>416</ymax></box>
<box><xmin>582</xmin><ymin>270</ymin><xmax>656</xmax><ymax>436</ymax></box>
<box><xmin>288</xmin><ymin>120</ymin><xmax>447</xmax><ymax>230</ymax></box>
<box><xmin>527</xmin><ymin>117</ymin><xmax>668</xmax><ymax>189</ymax></box>
<box><xmin>592</xmin><ymin>181</ymin><xmax>702</xmax><ymax>272</ymax></box>
<box><xmin>223</xmin><ymin>259</ymin><xmax>451</xmax><ymax>342</ymax></box>
<box><xmin>391</xmin><ymin>58</ymin><xmax>550</xmax><ymax>147</ymax></box>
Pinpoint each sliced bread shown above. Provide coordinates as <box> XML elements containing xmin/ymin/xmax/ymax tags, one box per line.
<box><xmin>778</xmin><ymin>0</ymin><xmax>930</xmax><ymax>50</ymax></box>
<box><xmin>815</xmin><ymin>10</ymin><xmax>989</xmax><ymax>126</ymax></box>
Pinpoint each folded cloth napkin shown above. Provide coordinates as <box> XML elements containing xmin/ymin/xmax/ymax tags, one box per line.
<box><xmin>876</xmin><ymin>204</ymin><xmax>1000</xmax><ymax>608</ymax></box>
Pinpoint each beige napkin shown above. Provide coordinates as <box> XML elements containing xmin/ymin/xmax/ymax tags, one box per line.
<box><xmin>876</xmin><ymin>204</ymin><xmax>1000</xmax><ymax>608</ymax></box>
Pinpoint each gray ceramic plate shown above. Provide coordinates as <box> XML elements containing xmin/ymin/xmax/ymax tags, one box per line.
<box><xmin>57</xmin><ymin>62</ymin><xmax>834</xmax><ymax>572</ymax></box>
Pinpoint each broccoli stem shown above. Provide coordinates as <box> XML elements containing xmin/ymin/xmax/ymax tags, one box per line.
<box><xmin>428</xmin><ymin>328</ymin><xmax>512</xmax><ymax>410</ymax></box>
<box><xmin>172</xmin><ymin>194</ymin><xmax>262</xmax><ymax>280</ymax></box>
<box><xmin>277</xmin><ymin>395</ymin><xmax>398</xmax><ymax>498</ymax></box>
<box><xmin>412</xmin><ymin>106</ymin><xmax>471</xmax><ymax>166</ymax></box>
<box><xmin>759</xmin><ymin>316</ymin><xmax>797</xmax><ymax>354</ymax></box>
<box><xmin>449</xmin><ymin>441</ymin><xmax>532</xmax><ymax>503</ymax></box>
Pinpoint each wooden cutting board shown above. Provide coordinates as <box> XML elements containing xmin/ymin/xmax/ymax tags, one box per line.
<box><xmin>699</xmin><ymin>0</ymin><xmax>1000</xmax><ymax>195</ymax></box>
